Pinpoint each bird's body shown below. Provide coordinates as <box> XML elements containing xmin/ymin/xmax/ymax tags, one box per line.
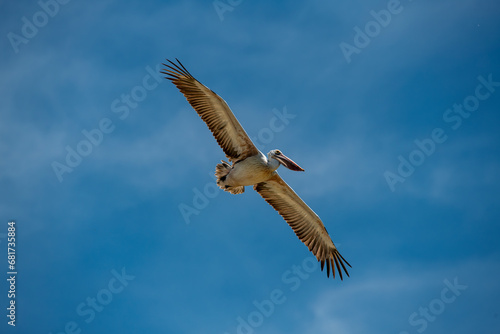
<box><xmin>221</xmin><ymin>152</ymin><xmax>275</xmax><ymax>187</ymax></box>
<box><xmin>162</xmin><ymin>59</ymin><xmax>351</xmax><ymax>279</ymax></box>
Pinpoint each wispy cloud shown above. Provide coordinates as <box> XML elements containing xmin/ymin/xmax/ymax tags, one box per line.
<box><xmin>303</xmin><ymin>257</ymin><xmax>500</xmax><ymax>334</ymax></box>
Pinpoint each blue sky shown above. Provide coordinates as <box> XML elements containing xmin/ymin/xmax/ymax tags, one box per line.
<box><xmin>1</xmin><ymin>0</ymin><xmax>500</xmax><ymax>333</ymax></box>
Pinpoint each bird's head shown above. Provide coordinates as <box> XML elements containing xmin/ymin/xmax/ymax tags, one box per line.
<box><xmin>268</xmin><ymin>149</ymin><xmax>305</xmax><ymax>172</ymax></box>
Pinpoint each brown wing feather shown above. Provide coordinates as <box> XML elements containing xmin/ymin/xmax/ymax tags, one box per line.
<box><xmin>254</xmin><ymin>173</ymin><xmax>351</xmax><ymax>279</ymax></box>
<box><xmin>161</xmin><ymin>59</ymin><xmax>259</xmax><ymax>162</ymax></box>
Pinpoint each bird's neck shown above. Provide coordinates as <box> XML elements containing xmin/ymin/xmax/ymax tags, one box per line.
<box><xmin>267</xmin><ymin>157</ymin><xmax>280</xmax><ymax>172</ymax></box>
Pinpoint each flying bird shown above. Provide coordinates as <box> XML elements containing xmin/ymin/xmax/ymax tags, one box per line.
<box><xmin>161</xmin><ymin>59</ymin><xmax>351</xmax><ymax>279</ymax></box>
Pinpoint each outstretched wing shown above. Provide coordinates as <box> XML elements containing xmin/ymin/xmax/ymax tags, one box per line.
<box><xmin>162</xmin><ymin>59</ymin><xmax>259</xmax><ymax>163</ymax></box>
<box><xmin>254</xmin><ymin>173</ymin><xmax>351</xmax><ymax>279</ymax></box>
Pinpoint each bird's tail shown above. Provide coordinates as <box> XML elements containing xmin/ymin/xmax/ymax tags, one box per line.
<box><xmin>215</xmin><ymin>160</ymin><xmax>231</xmax><ymax>183</ymax></box>
<box><xmin>215</xmin><ymin>160</ymin><xmax>244</xmax><ymax>194</ymax></box>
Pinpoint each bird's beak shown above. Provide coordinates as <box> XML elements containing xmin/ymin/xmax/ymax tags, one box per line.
<box><xmin>275</xmin><ymin>153</ymin><xmax>305</xmax><ymax>171</ymax></box>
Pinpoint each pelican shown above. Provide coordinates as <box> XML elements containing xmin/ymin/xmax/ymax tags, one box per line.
<box><xmin>161</xmin><ymin>59</ymin><xmax>351</xmax><ymax>279</ymax></box>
